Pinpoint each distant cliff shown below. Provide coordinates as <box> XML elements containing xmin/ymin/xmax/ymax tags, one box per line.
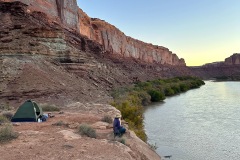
<box><xmin>1</xmin><ymin>0</ymin><xmax>185</xmax><ymax>66</ymax></box>
<box><xmin>190</xmin><ymin>53</ymin><xmax>240</xmax><ymax>79</ymax></box>
<box><xmin>225</xmin><ymin>53</ymin><xmax>240</xmax><ymax>65</ymax></box>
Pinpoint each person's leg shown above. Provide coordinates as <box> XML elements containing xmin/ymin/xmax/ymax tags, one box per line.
<box><xmin>119</xmin><ymin>127</ymin><xmax>126</xmax><ymax>134</ymax></box>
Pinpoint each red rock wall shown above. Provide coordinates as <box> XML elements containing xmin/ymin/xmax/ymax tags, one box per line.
<box><xmin>0</xmin><ymin>0</ymin><xmax>79</xmax><ymax>31</ymax></box>
<box><xmin>78</xmin><ymin>9</ymin><xmax>185</xmax><ymax>66</ymax></box>
<box><xmin>1</xmin><ymin>0</ymin><xmax>185</xmax><ymax>66</ymax></box>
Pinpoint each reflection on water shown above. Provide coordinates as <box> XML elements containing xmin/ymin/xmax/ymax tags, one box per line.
<box><xmin>144</xmin><ymin>81</ymin><xmax>240</xmax><ymax>160</ymax></box>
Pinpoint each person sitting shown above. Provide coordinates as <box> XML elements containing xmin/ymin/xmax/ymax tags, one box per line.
<box><xmin>113</xmin><ymin>114</ymin><xmax>126</xmax><ymax>137</ymax></box>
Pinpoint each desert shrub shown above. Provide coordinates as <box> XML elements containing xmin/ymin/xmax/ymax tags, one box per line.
<box><xmin>0</xmin><ymin>125</ymin><xmax>19</xmax><ymax>143</ymax></box>
<box><xmin>179</xmin><ymin>83</ymin><xmax>189</xmax><ymax>92</ymax></box>
<box><xmin>101</xmin><ymin>115</ymin><xmax>112</xmax><ymax>123</ymax></box>
<box><xmin>78</xmin><ymin>124</ymin><xmax>96</xmax><ymax>138</ymax></box>
<box><xmin>2</xmin><ymin>112</ymin><xmax>13</xmax><ymax>121</ymax></box>
<box><xmin>111</xmin><ymin>99</ymin><xmax>147</xmax><ymax>142</ymax></box>
<box><xmin>0</xmin><ymin>115</ymin><xmax>9</xmax><ymax>124</ymax></box>
<box><xmin>164</xmin><ymin>87</ymin><xmax>175</xmax><ymax>96</ymax></box>
<box><xmin>52</xmin><ymin>120</ymin><xmax>66</xmax><ymax>126</ymax></box>
<box><xmin>135</xmin><ymin>81</ymin><xmax>152</xmax><ymax>90</ymax></box>
<box><xmin>148</xmin><ymin>90</ymin><xmax>165</xmax><ymax>102</ymax></box>
<box><xmin>171</xmin><ymin>84</ymin><xmax>180</xmax><ymax>93</ymax></box>
<box><xmin>132</xmin><ymin>91</ymin><xmax>151</xmax><ymax>106</ymax></box>
<box><xmin>40</xmin><ymin>104</ymin><xmax>60</xmax><ymax>112</ymax></box>
<box><xmin>0</xmin><ymin>103</ymin><xmax>12</xmax><ymax>111</ymax></box>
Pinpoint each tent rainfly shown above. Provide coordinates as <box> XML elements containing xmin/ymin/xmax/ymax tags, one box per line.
<box><xmin>11</xmin><ymin>100</ymin><xmax>43</xmax><ymax>122</ymax></box>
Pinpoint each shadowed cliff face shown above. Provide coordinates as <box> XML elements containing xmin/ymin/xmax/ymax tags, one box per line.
<box><xmin>225</xmin><ymin>53</ymin><xmax>240</xmax><ymax>65</ymax></box>
<box><xmin>190</xmin><ymin>53</ymin><xmax>240</xmax><ymax>79</ymax></box>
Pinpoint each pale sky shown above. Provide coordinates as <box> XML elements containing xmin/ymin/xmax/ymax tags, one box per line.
<box><xmin>77</xmin><ymin>0</ymin><xmax>240</xmax><ymax>66</ymax></box>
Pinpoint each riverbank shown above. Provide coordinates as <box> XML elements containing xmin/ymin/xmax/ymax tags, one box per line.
<box><xmin>111</xmin><ymin>76</ymin><xmax>205</xmax><ymax>141</ymax></box>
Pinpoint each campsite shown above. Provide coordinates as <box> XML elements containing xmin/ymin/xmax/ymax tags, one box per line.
<box><xmin>0</xmin><ymin>101</ymin><xmax>159</xmax><ymax>160</ymax></box>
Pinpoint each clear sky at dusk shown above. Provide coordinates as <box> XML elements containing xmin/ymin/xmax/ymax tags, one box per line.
<box><xmin>77</xmin><ymin>0</ymin><xmax>240</xmax><ymax>66</ymax></box>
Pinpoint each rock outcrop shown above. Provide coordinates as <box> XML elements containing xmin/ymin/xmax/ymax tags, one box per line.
<box><xmin>224</xmin><ymin>53</ymin><xmax>240</xmax><ymax>65</ymax></box>
<box><xmin>0</xmin><ymin>0</ymin><xmax>185</xmax><ymax>66</ymax></box>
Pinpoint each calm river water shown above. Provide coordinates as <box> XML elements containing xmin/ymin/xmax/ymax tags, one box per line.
<box><xmin>144</xmin><ymin>81</ymin><xmax>240</xmax><ymax>160</ymax></box>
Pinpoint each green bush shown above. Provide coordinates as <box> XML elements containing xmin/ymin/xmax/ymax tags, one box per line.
<box><xmin>0</xmin><ymin>125</ymin><xmax>19</xmax><ymax>143</ymax></box>
<box><xmin>171</xmin><ymin>84</ymin><xmax>180</xmax><ymax>93</ymax></box>
<box><xmin>40</xmin><ymin>104</ymin><xmax>60</xmax><ymax>112</ymax></box>
<box><xmin>137</xmin><ymin>91</ymin><xmax>151</xmax><ymax>106</ymax></box>
<box><xmin>78</xmin><ymin>124</ymin><xmax>96</xmax><ymax>138</ymax></box>
<box><xmin>111</xmin><ymin>99</ymin><xmax>147</xmax><ymax>142</ymax></box>
<box><xmin>101</xmin><ymin>115</ymin><xmax>112</xmax><ymax>123</ymax></box>
<box><xmin>180</xmin><ymin>83</ymin><xmax>189</xmax><ymax>92</ymax></box>
<box><xmin>164</xmin><ymin>87</ymin><xmax>175</xmax><ymax>96</ymax></box>
<box><xmin>148</xmin><ymin>90</ymin><xmax>165</xmax><ymax>102</ymax></box>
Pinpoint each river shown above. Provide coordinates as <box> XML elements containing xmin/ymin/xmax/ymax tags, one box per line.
<box><xmin>144</xmin><ymin>81</ymin><xmax>240</xmax><ymax>160</ymax></box>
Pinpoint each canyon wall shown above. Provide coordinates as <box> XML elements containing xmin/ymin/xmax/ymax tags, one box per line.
<box><xmin>1</xmin><ymin>0</ymin><xmax>80</xmax><ymax>31</ymax></box>
<box><xmin>78</xmin><ymin>9</ymin><xmax>185</xmax><ymax>66</ymax></box>
<box><xmin>0</xmin><ymin>0</ymin><xmax>185</xmax><ymax>66</ymax></box>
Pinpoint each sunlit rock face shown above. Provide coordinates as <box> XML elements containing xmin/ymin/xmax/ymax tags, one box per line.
<box><xmin>1</xmin><ymin>0</ymin><xmax>79</xmax><ymax>31</ymax></box>
<box><xmin>78</xmin><ymin>11</ymin><xmax>185</xmax><ymax>66</ymax></box>
<box><xmin>225</xmin><ymin>53</ymin><xmax>240</xmax><ymax>65</ymax></box>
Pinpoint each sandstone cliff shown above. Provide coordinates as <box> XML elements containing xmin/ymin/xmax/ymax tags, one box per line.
<box><xmin>1</xmin><ymin>0</ymin><xmax>80</xmax><ymax>31</ymax></box>
<box><xmin>78</xmin><ymin>9</ymin><xmax>185</xmax><ymax>65</ymax></box>
<box><xmin>1</xmin><ymin>0</ymin><xmax>185</xmax><ymax>66</ymax></box>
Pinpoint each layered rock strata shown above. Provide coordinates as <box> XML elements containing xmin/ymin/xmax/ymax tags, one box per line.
<box><xmin>0</xmin><ymin>0</ymin><xmax>185</xmax><ymax>66</ymax></box>
<box><xmin>0</xmin><ymin>1</ymin><xmax>191</xmax><ymax>106</ymax></box>
<box><xmin>1</xmin><ymin>0</ymin><xmax>80</xmax><ymax>31</ymax></box>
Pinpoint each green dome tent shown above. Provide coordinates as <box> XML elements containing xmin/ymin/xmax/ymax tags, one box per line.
<box><xmin>11</xmin><ymin>100</ymin><xmax>43</xmax><ymax>122</ymax></box>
